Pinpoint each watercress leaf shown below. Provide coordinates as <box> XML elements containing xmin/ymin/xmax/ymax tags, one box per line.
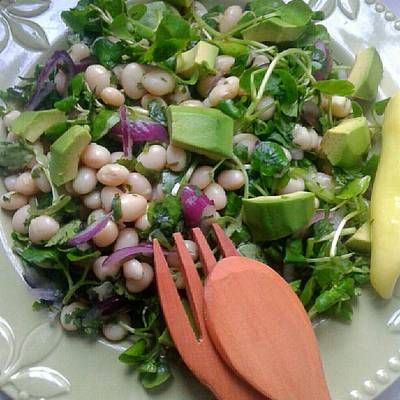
<box><xmin>300</xmin><ymin>277</ymin><xmax>315</xmax><ymax>306</ymax></box>
<box><xmin>374</xmin><ymin>98</ymin><xmax>390</xmax><ymax>116</ymax></box>
<box><xmin>148</xmin><ymin>99</ymin><xmax>167</xmax><ymax>125</ymax></box>
<box><xmin>61</xmin><ymin>2</ymin><xmax>101</xmax><ymax>35</ymax></box>
<box><xmin>127</xmin><ymin>3</ymin><xmax>147</xmax><ymax>20</ymax></box>
<box><xmin>91</xmin><ymin>109</ymin><xmax>120</xmax><ymax>141</ymax></box>
<box><xmin>46</xmin><ymin>220</ymin><xmax>82</xmax><ymax>247</ymax></box>
<box><xmin>107</xmin><ymin>14</ymin><xmax>134</xmax><ymax>41</ymax></box>
<box><xmin>159</xmin><ymin>170</ymin><xmax>182</xmax><ymax>194</ymax></box>
<box><xmin>284</xmin><ymin>238</ymin><xmax>306</xmax><ymax>263</ymax></box>
<box><xmin>297</xmin><ymin>24</ymin><xmax>330</xmax><ymax>47</ymax></box>
<box><xmin>148</xmin><ymin>194</ymin><xmax>182</xmax><ymax>236</ymax></box>
<box><xmin>238</xmin><ymin>243</ymin><xmax>267</xmax><ymax>263</ymax></box>
<box><xmin>212</xmin><ymin>40</ymin><xmax>249</xmax><ymax>59</ymax></box>
<box><xmin>135</xmin><ymin>1</ymin><xmax>172</xmax><ymax>31</ymax></box>
<box><xmin>65</xmin><ymin>247</ymin><xmax>101</xmax><ymax>262</ymax></box>
<box><xmin>276</xmin><ymin>0</ymin><xmax>313</xmax><ymax>26</ymax></box>
<box><xmin>314</xmin><ymin>79</ymin><xmax>354</xmax><ymax>96</ymax></box>
<box><xmin>336</xmin><ymin>176</ymin><xmax>371</xmax><ymax>200</ymax></box>
<box><xmin>223</xmin><ymin>192</ymin><xmax>242</xmax><ymax>218</ymax></box>
<box><xmin>119</xmin><ymin>339</ymin><xmax>147</xmax><ymax>364</ymax></box>
<box><xmin>70</xmin><ymin>73</ymin><xmax>85</xmax><ymax>97</ymax></box>
<box><xmin>92</xmin><ymin>38</ymin><xmax>125</xmax><ymax>69</ymax></box>
<box><xmin>0</xmin><ymin>140</ymin><xmax>34</xmax><ymax>175</ymax></box>
<box><xmin>20</xmin><ymin>246</ymin><xmax>64</xmax><ymax>269</ymax></box>
<box><xmin>54</xmin><ymin>96</ymin><xmax>77</xmax><ymax>113</ymax></box>
<box><xmin>216</xmin><ymin>99</ymin><xmax>242</xmax><ymax>119</ymax></box>
<box><xmin>351</xmin><ymin>100</ymin><xmax>363</xmax><ymax>117</ymax></box>
<box><xmin>140</xmin><ymin>355</ymin><xmax>171</xmax><ymax>389</ymax></box>
<box><xmin>250</xmin><ymin>0</ymin><xmax>284</xmax><ymax>16</ymax></box>
<box><xmin>30</xmin><ymin>195</ymin><xmax>72</xmax><ymax>218</ymax></box>
<box><xmin>239</xmin><ymin>67</ymin><xmax>266</xmax><ymax>94</ymax></box>
<box><xmin>312</xmin><ymin>217</ymin><xmax>333</xmax><ymax>240</ymax></box>
<box><xmin>251</xmin><ymin>141</ymin><xmax>290</xmax><ymax>177</ymax></box>
<box><xmin>111</xmin><ymin>193</ymin><xmax>122</xmax><ymax>221</ymax></box>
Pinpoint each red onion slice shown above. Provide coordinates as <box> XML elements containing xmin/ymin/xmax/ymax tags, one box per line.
<box><xmin>181</xmin><ymin>185</ymin><xmax>214</xmax><ymax>228</ymax></box>
<box><xmin>102</xmin><ymin>244</ymin><xmax>156</xmax><ymax>267</ymax></box>
<box><xmin>67</xmin><ymin>213</ymin><xmax>111</xmax><ymax>246</ymax></box>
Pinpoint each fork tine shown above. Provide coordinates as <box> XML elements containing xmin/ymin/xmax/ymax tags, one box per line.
<box><xmin>192</xmin><ymin>228</ymin><xmax>217</xmax><ymax>276</ymax></box>
<box><xmin>174</xmin><ymin>233</ymin><xmax>206</xmax><ymax>336</ymax></box>
<box><xmin>212</xmin><ymin>223</ymin><xmax>239</xmax><ymax>258</ymax></box>
<box><xmin>153</xmin><ymin>240</ymin><xmax>197</xmax><ymax>350</ymax></box>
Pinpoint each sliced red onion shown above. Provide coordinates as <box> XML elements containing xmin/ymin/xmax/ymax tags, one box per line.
<box><xmin>102</xmin><ymin>244</ymin><xmax>155</xmax><ymax>267</ymax></box>
<box><xmin>67</xmin><ymin>213</ymin><xmax>111</xmax><ymax>246</ymax></box>
<box><xmin>114</xmin><ymin>107</ymin><xmax>168</xmax><ymax>155</ymax></box>
<box><xmin>181</xmin><ymin>185</ymin><xmax>214</xmax><ymax>228</ymax></box>
<box><xmin>73</xmin><ymin>56</ymin><xmax>97</xmax><ymax>73</ymax></box>
<box><xmin>26</xmin><ymin>50</ymin><xmax>75</xmax><ymax>110</ymax></box>
<box><xmin>26</xmin><ymin>82</ymin><xmax>56</xmax><ymax>111</ymax></box>
<box><xmin>313</xmin><ymin>40</ymin><xmax>333</xmax><ymax>81</ymax></box>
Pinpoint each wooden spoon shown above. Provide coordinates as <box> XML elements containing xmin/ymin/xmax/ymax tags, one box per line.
<box><xmin>204</xmin><ymin>256</ymin><xmax>331</xmax><ymax>400</ymax></box>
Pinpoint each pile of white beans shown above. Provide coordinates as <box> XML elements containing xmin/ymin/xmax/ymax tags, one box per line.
<box><xmin>0</xmin><ymin>15</ymin><xmax>355</xmax><ymax>339</ymax></box>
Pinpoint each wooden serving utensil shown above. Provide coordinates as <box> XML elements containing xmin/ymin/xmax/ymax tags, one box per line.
<box><xmin>199</xmin><ymin>224</ymin><xmax>331</xmax><ymax>400</ymax></box>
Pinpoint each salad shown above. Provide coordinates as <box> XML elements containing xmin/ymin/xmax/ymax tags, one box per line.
<box><xmin>0</xmin><ymin>0</ymin><xmax>385</xmax><ymax>390</ymax></box>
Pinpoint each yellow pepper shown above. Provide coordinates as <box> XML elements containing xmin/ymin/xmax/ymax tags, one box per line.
<box><xmin>371</xmin><ymin>92</ymin><xmax>400</xmax><ymax>298</ymax></box>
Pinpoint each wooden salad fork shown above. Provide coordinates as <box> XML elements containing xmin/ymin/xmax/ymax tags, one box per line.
<box><xmin>153</xmin><ymin>236</ymin><xmax>267</xmax><ymax>400</ymax></box>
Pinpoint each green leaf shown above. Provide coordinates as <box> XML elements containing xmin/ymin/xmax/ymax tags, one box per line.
<box><xmin>314</xmin><ymin>79</ymin><xmax>354</xmax><ymax>96</ymax></box>
<box><xmin>223</xmin><ymin>192</ymin><xmax>242</xmax><ymax>218</ymax></box>
<box><xmin>54</xmin><ymin>96</ymin><xmax>78</xmax><ymax>113</ymax></box>
<box><xmin>148</xmin><ymin>99</ymin><xmax>167</xmax><ymax>125</ymax></box>
<box><xmin>127</xmin><ymin>3</ymin><xmax>147</xmax><ymax>20</ymax></box>
<box><xmin>71</xmin><ymin>73</ymin><xmax>85</xmax><ymax>97</ymax></box>
<box><xmin>140</xmin><ymin>358</ymin><xmax>171</xmax><ymax>389</ymax></box>
<box><xmin>92</xmin><ymin>38</ymin><xmax>126</xmax><ymax>69</ymax></box>
<box><xmin>300</xmin><ymin>277</ymin><xmax>315</xmax><ymax>306</ymax></box>
<box><xmin>0</xmin><ymin>140</ymin><xmax>34</xmax><ymax>176</ymax></box>
<box><xmin>46</xmin><ymin>220</ymin><xmax>81</xmax><ymax>247</ymax></box>
<box><xmin>251</xmin><ymin>141</ymin><xmax>290</xmax><ymax>177</ymax></box>
<box><xmin>250</xmin><ymin>0</ymin><xmax>284</xmax><ymax>16</ymax></box>
<box><xmin>20</xmin><ymin>246</ymin><xmax>64</xmax><ymax>269</ymax></box>
<box><xmin>30</xmin><ymin>195</ymin><xmax>72</xmax><ymax>218</ymax></box>
<box><xmin>238</xmin><ymin>243</ymin><xmax>267</xmax><ymax>263</ymax></box>
<box><xmin>148</xmin><ymin>194</ymin><xmax>182</xmax><ymax>236</ymax></box>
<box><xmin>111</xmin><ymin>193</ymin><xmax>122</xmax><ymax>221</ymax></box>
<box><xmin>91</xmin><ymin>109</ymin><xmax>120</xmax><ymax>141</ymax></box>
<box><xmin>284</xmin><ymin>238</ymin><xmax>306</xmax><ymax>263</ymax></box>
<box><xmin>64</xmin><ymin>247</ymin><xmax>101</xmax><ymax>262</ymax></box>
<box><xmin>276</xmin><ymin>0</ymin><xmax>313</xmax><ymax>27</ymax></box>
<box><xmin>374</xmin><ymin>98</ymin><xmax>390</xmax><ymax>116</ymax></box>
<box><xmin>336</xmin><ymin>176</ymin><xmax>371</xmax><ymax>200</ymax></box>
<box><xmin>119</xmin><ymin>339</ymin><xmax>147</xmax><ymax>365</ymax></box>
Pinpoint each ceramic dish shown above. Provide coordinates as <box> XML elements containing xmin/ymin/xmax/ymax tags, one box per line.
<box><xmin>1</xmin><ymin>1</ymin><xmax>400</xmax><ymax>399</ymax></box>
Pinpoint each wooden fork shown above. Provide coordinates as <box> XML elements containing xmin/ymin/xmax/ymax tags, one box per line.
<box><xmin>153</xmin><ymin>235</ymin><xmax>268</xmax><ymax>400</ymax></box>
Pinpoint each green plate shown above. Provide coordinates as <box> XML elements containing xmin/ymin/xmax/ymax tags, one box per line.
<box><xmin>1</xmin><ymin>1</ymin><xmax>400</xmax><ymax>399</ymax></box>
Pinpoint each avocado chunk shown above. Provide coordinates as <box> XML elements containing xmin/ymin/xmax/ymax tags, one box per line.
<box><xmin>242</xmin><ymin>192</ymin><xmax>315</xmax><ymax>241</ymax></box>
<box><xmin>321</xmin><ymin>117</ymin><xmax>371</xmax><ymax>168</ymax></box>
<box><xmin>176</xmin><ymin>41</ymin><xmax>219</xmax><ymax>77</ymax></box>
<box><xmin>348</xmin><ymin>47</ymin><xmax>383</xmax><ymax>101</ymax></box>
<box><xmin>49</xmin><ymin>125</ymin><xmax>91</xmax><ymax>186</ymax></box>
<box><xmin>167</xmin><ymin>105</ymin><xmax>233</xmax><ymax>160</ymax></box>
<box><xmin>346</xmin><ymin>222</ymin><xmax>371</xmax><ymax>253</ymax></box>
<box><xmin>11</xmin><ymin>109</ymin><xmax>67</xmax><ymax>143</ymax></box>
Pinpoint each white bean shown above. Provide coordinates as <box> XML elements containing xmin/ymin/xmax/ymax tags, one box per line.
<box><xmin>255</xmin><ymin>96</ymin><xmax>275</xmax><ymax>121</ymax></box>
<box><xmin>279</xmin><ymin>178</ymin><xmax>305</xmax><ymax>195</ymax></box>
<box><xmin>194</xmin><ymin>0</ymin><xmax>208</xmax><ymax>16</ymax></box>
<box><xmin>292</xmin><ymin>124</ymin><xmax>321</xmax><ymax>152</ymax></box>
<box><xmin>282</xmin><ymin>147</ymin><xmax>292</xmax><ymax>162</ymax></box>
<box><xmin>166</xmin><ymin>145</ymin><xmax>187</xmax><ymax>172</ymax></box>
<box><xmin>123</xmin><ymin>259</ymin><xmax>143</xmax><ymax>280</ymax></box>
<box><xmin>60</xmin><ymin>302</ymin><xmax>86</xmax><ymax>332</ymax></box>
<box><xmin>167</xmin><ymin>240</ymin><xmax>199</xmax><ymax>268</ymax></box>
<box><xmin>101</xmin><ymin>186</ymin><xmax>123</xmax><ymax>212</ymax></box>
<box><xmin>174</xmin><ymin>272</ymin><xmax>185</xmax><ymax>289</ymax></box>
<box><xmin>197</xmin><ymin>75</ymin><xmax>222</xmax><ymax>98</ymax></box>
<box><xmin>83</xmin><ymin>191</ymin><xmax>102</xmax><ymax>210</ymax></box>
<box><xmin>88</xmin><ymin>208</ymin><xmax>106</xmax><ymax>224</ymax></box>
<box><xmin>0</xmin><ymin>192</ymin><xmax>28</xmax><ymax>210</ymax></box>
<box><xmin>85</xmin><ymin>64</ymin><xmax>111</xmax><ymax>96</ymax></box>
<box><xmin>169</xmin><ymin>85</ymin><xmax>191</xmax><ymax>104</ymax></box>
<box><xmin>14</xmin><ymin>172</ymin><xmax>38</xmax><ymax>196</ymax></box>
<box><xmin>204</xmin><ymin>183</ymin><xmax>227</xmax><ymax>210</ymax></box>
<box><xmin>121</xmin><ymin>63</ymin><xmax>146</xmax><ymax>100</ymax></box>
<box><xmin>102</xmin><ymin>313</ymin><xmax>131</xmax><ymax>341</ymax></box>
<box><xmin>219</xmin><ymin>5</ymin><xmax>243</xmax><ymax>34</ymax></box>
<box><xmin>217</xmin><ymin>169</ymin><xmax>245</xmax><ymax>191</ymax></box>
<box><xmin>208</xmin><ymin>76</ymin><xmax>240</xmax><ymax>106</ymax></box>
<box><xmin>252</xmin><ymin>54</ymin><xmax>269</xmax><ymax>67</ymax></box>
<box><xmin>142</xmin><ymin>70</ymin><xmax>175</xmax><ymax>96</ymax></box>
<box><xmin>134</xmin><ymin>212</ymin><xmax>150</xmax><ymax>231</ymax></box>
<box><xmin>93</xmin><ymin>256</ymin><xmax>120</xmax><ymax>281</ymax></box>
<box><xmin>321</xmin><ymin>95</ymin><xmax>352</xmax><ymax>118</ymax></box>
<box><xmin>315</xmin><ymin>172</ymin><xmax>333</xmax><ymax>190</ymax></box>
<box><xmin>12</xmin><ymin>204</ymin><xmax>30</xmax><ymax>234</ymax></box>
<box><xmin>137</xmin><ymin>145</ymin><xmax>167</xmax><ymax>171</ymax></box>
<box><xmin>215</xmin><ymin>55</ymin><xmax>235</xmax><ymax>75</ymax></box>
<box><xmin>126</xmin><ymin>263</ymin><xmax>154</xmax><ymax>293</ymax></box>
<box><xmin>69</xmin><ymin>43</ymin><xmax>90</xmax><ymax>63</ymax></box>
<box><xmin>120</xmin><ymin>194</ymin><xmax>147</xmax><ymax>222</ymax></box>
<box><xmin>29</xmin><ymin>215</ymin><xmax>60</xmax><ymax>244</ymax></box>
<box><xmin>114</xmin><ymin>228</ymin><xmax>139</xmax><ymax>250</ymax></box>
<box><xmin>3</xmin><ymin>110</ymin><xmax>21</xmax><ymax>128</ymax></box>
<box><xmin>100</xmin><ymin>87</ymin><xmax>125</xmax><ymax>107</ymax></box>
<box><xmin>126</xmin><ymin>173</ymin><xmax>152</xmax><ymax>200</ymax></box>
<box><xmin>33</xmin><ymin>168</ymin><xmax>51</xmax><ymax>193</ymax></box>
<box><xmin>97</xmin><ymin>164</ymin><xmax>129</xmax><ymax>186</ymax></box>
<box><xmin>81</xmin><ymin>143</ymin><xmax>111</xmax><ymax>169</ymax></box>
<box><xmin>93</xmin><ymin>220</ymin><xmax>119</xmax><ymax>247</ymax></box>
<box><xmin>180</xmin><ymin>100</ymin><xmax>204</xmax><ymax>107</ymax></box>
<box><xmin>189</xmin><ymin>166</ymin><xmax>213</xmax><ymax>190</ymax></box>
<box><xmin>4</xmin><ymin>175</ymin><xmax>18</xmax><ymax>191</ymax></box>
<box><xmin>290</xmin><ymin>148</ymin><xmax>304</xmax><ymax>160</ymax></box>
<box><xmin>72</xmin><ymin>167</ymin><xmax>97</xmax><ymax>195</ymax></box>
<box><xmin>110</xmin><ymin>151</ymin><xmax>125</xmax><ymax>163</ymax></box>
<box><xmin>54</xmin><ymin>70</ymin><xmax>67</xmax><ymax>94</ymax></box>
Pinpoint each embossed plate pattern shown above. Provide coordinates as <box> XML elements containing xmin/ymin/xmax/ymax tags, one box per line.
<box><xmin>0</xmin><ymin>1</ymin><xmax>400</xmax><ymax>399</ymax></box>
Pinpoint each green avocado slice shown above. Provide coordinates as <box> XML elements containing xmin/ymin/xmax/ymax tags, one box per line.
<box><xmin>167</xmin><ymin>105</ymin><xmax>234</xmax><ymax>160</ymax></box>
<box><xmin>49</xmin><ymin>125</ymin><xmax>91</xmax><ymax>186</ymax></box>
<box><xmin>243</xmin><ymin>192</ymin><xmax>315</xmax><ymax>241</ymax></box>
<box><xmin>10</xmin><ymin>109</ymin><xmax>67</xmax><ymax>143</ymax></box>
<box><xmin>346</xmin><ymin>222</ymin><xmax>371</xmax><ymax>253</ymax></box>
